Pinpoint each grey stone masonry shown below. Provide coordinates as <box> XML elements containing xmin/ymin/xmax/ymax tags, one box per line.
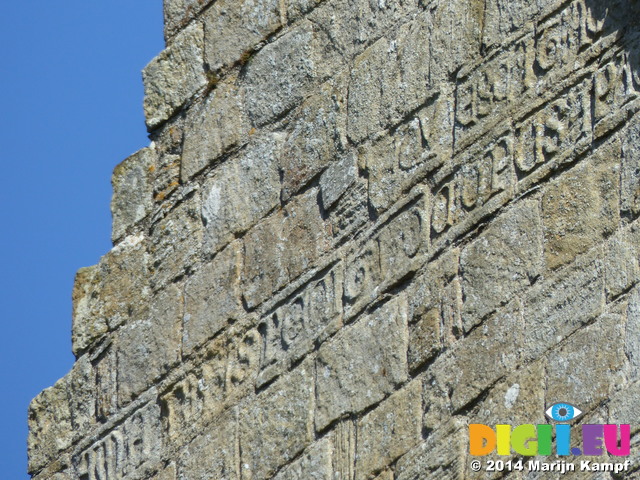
<box><xmin>28</xmin><ymin>0</ymin><xmax>640</xmax><ymax>479</ymax></box>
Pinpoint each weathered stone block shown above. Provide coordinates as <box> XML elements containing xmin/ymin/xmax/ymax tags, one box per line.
<box><xmin>316</xmin><ymin>297</ymin><xmax>408</xmax><ymax>431</ymax></box>
<box><xmin>319</xmin><ymin>152</ymin><xmax>356</xmax><ymax>210</ymax></box>
<box><xmin>437</xmin><ymin>301</ymin><xmax>523</xmax><ymax>411</ymax></box>
<box><xmin>72</xmin><ymin>234</ymin><xmax>150</xmax><ymax>356</ymax></box>
<box><xmin>201</xmin><ymin>134</ymin><xmax>282</xmax><ymax>255</ymax></box>
<box><xmin>378</xmin><ymin>200</ymin><xmax>429</xmax><ymax>287</ymax></box>
<box><xmin>181</xmin><ymin>73</ymin><xmax>247</xmax><ymax>181</ymax></box>
<box><xmin>461</xmin><ymin>200</ymin><xmax>542</xmax><ymax>332</ymax></box>
<box><xmin>347</xmin><ymin>39</ymin><xmax>386</xmax><ymax>144</ymax></box>
<box><xmin>143</xmin><ymin>23</ymin><xmax>206</xmax><ymax>129</ymax></box>
<box><xmin>244</xmin><ymin>20</ymin><xmax>343</xmax><ymax>126</ymax></box>
<box><xmin>605</xmin><ymin>227</ymin><xmax>640</xmax><ymax>299</ymax></box>
<box><xmin>183</xmin><ymin>242</ymin><xmax>242</xmax><ymax>356</ymax></box>
<box><xmin>74</xmin><ymin>402</ymin><xmax>163</xmax><ymax>480</ymax></box>
<box><xmin>622</xmin><ymin>116</ymin><xmax>640</xmax><ymax>217</ymax></box>
<box><xmin>281</xmin><ymin>74</ymin><xmax>348</xmax><ymax>201</ymax></box>
<box><xmin>395</xmin><ymin>418</ymin><xmax>467</xmax><ymax>480</ymax></box>
<box><xmin>380</xmin><ymin>13</ymin><xmax>432</xmax><ymax>127</ymax></box>
<box><xmin>149</xmin><ymin>195</ymin><xmax>203</xmax><ymax>290</ymax></box>
<box><xmin>542</xmin><ymin>142</ymin><xmax>620</xmax><ymax>270</ymax></box>
<box><xmin>178</xmin><ymin>408</ymin><xmax>238</xmax><ymax>480</ymax></box>
<box><xmin>473</xmin><ymin>361</ymin><xmax>545</xmax><ymax>427</ymax></box>
<box><xmin>364</xmin><ymin>114</ymin><xmax>445</xmax><ymax>215</ymax></box>
<box><xmin>408</xmin><ymin>307</ymin><xmax>441</xmax><ymax>373</ymax></box>
<box><xmin>242</xmin><ymin>188</ymin><xmax>331</xmax><ymax>309</ymax></box>
<box><xmin>272</xmin><ymin>438</ymin><xmax>333</xmax><ymax>480</ymax></box>
<box><xmin>523</xmin><ymin>248</ymin><xmax>604</xmax><ymax>362</ymax></box>
<box><xmin>482</xmin><ymin>0</ymin><xmax>561</xmax><ymax>48</ymax></box>
<box><xmin>626</xmin><ymin>286</ymin><xmax>640</xmax><ymax>380</ymax></box>
<box><xmin>28</xmin><ymin>380</ymin><xmax>73</xmax><ymax>474</ymax></box>
<box><xmin>258</xmin><ymin>265</ymin><xmax>343</xmax><ymax>386</ymax></box>
<box><xmin>546</xmin><ymin>313</ymin><xmax>625</xmax><ymax>409</ymax></box>
<box><xmin>111</xmin><ymin>145</ymin><xmax>155</xmax><ymax>242</ymax></box>
<box><xmin>308</xmin><ymin>0</ymin><xmax>418</xmax><ymax>63</ymax></box>
<box><xmin>344</xmin><ymin>196</ymin><xmax>428</xmax><ymax>319</ymax></box>
<box><xmin>428</xmin><ymin>0</ymin><xmax>484</xmax><ymax>80</ymax></box>
<box><xmin>203</xmin><ymin>0</ymin><xmax>282</xmax><ymax>72</ymax></box>
<box><xmin>240</xmin><ymin>359</ymin><xmax>314</xmax><ymax>480</ymax></box>
<box><xmin>117</xmin><ymin>283</ymin><xmax>183</xmax><ymax>404</ymax></box>
<box><xmin>355</xmin><ymin>380</ymin><xmax>422</xmax><ymax>480</ymax></box>
<box><xmin>163</xmin><ymin>0</ymin><xmax>212</xmax><ymax>40</ymax></box>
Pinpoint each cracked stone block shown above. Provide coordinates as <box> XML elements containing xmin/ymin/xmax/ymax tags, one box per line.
<box><xmin>315</xmin><ymin>297</ymin><xmax>409</xmax><ymax>431</ymax></box>
<box><xmin>240</xmin><ymin>359</ymin><xmax>314</xmax><ymax>480</ymax></box>
<box><xmin>181</xmin><ymin>72</ymin><xmax>248</xmax><ymax>181</ymax></box>
<box><xmin>143</xmin><ymin>22</ymin><xmax>206</xmax><ymax>129</ymax></box>
<box><xmin>111</xmin><ymin>145</ymin><xmax>155</xmax><ymax>242</ymax></box>
<box><xmin>200</xmin><ymin>134</ymin><xmax>282</xmax><ymax>255</ymax></box>
<box><xmin>203</xmin><ymin>0</ymin><xmax>282</xmax><ymax>71</ymax></box>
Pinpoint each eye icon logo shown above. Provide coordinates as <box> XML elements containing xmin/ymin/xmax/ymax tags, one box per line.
<box><xmin>545</xmin><ymin>402</ymin><xmax>582</xmax><ymax>422</ymax></box>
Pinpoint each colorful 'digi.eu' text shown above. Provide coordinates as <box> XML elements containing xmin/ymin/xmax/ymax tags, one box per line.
<box><xmin>469</xmin><ymin>403</ymin><xmax>631</xmax><ymax>456</ymax></box>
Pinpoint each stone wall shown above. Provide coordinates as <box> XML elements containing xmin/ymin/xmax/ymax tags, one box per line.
<box><xmin>28</xmin><ymin>0</ymin><xmax>640</xmax><ymax>478</ymax></box>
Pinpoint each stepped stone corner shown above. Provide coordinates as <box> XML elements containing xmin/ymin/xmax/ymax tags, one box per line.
<box><xmin>28</xmin><ymin>0</ymin><xmax>640</xmax><ymax>479</ymax></box>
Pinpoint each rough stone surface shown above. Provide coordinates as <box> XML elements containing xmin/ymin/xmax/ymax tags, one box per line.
<box><xmin>143</xmin><ymin>22</ymin><xmax>206</xmax><ymax>129</ymax></box>
<box><xmin>29</xmin><ymin>1</ymin><xmax>640</xmax><ymax>479</ymax></box>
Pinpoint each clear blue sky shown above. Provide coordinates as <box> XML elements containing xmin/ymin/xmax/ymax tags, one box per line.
<box><xmin>0</xmin><ymin>2</ymin><xmax>164</xmax><ymax>477</ymax></box>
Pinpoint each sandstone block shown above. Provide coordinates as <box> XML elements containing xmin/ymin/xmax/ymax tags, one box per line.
<box><xmin>272</xmin><ymin>438</ymin><xmax>333</xmax><ymax>480</ymax></box>
<box><xmin>319</xmin><ymin>152</ymin><xmax>356</xmax><ymax>210</ymax></box>
<box><xmin>626</xmin><ymin>286</ymin><xmax>640</xmax><ymax>379</ymax></box>
<box><xmin>395</xmin><ymin>418</ymin><xmax>467</xmax><ymax>480</ymax></box>
<box><xmin>72</xmin><ymin>234</ymin><xmax>150</xmax><ymax>356</ymax></box>
<box><xmin>355</xmin><ymin>380</ymin><xmax>422</xmax><ymax>480</ymax></box>
<box><xmin>181</xmin><ymin>73</ymin><xmax>248</xmax><ymax>181</ymax></box>
<box><xmin>473</xmin><ymin>361</ymin><xmax>545</xmax><ymax>427</ymax></box>
<box><xmin>242</xmin><ymin>188</ymin><xmax>331</xmax><ymax>309</ymax></box>
<box><xmin>143</xmin><ymin>23</ymin><xmax>206</xmax><ymax>129</ymax></box>
<box><xmin>111</xmin><ymin>146</ymin><xmax>155</xmax><ymax>242</ymax></box>
<box><xmin>428</xmin><ymin>0</ymin><xmax>483</xmax><ymax>80</ymax></box>
<box><xmin>308</xmin><ymin>0</ymin><xmax>419</xmax><ymax>63</ymax></box>
<box><xmin>281</xmin><ymin>75</ymin><xmax>347</xmax><ymax>201</ymax></box>
<box><xmin>28</xmin><ymin>381</ymin><xmax>73</xmax><ymax>474</ymax></box>
<box><xmin>203</xmin><ymin>0</ymin><xmax>282</xmax><ymax>72</ymax></box>
<box><xmin>364</xmin><ymin>115</ymin><xmax>444</xmax><ymax>215</ymax></box>
<box><xmin>245</xmin><ymin>20</ymin><xmax>342</xmax><ymax>126</ymax></box>
<box><xmin>621</xmin><ymin>117</ymin><xmax>640</xmax><ymax>217</ymax></box>
<box><xmin>461</xmin><ymin>200</ymin><xmax>543</xmax><ymax>332</ymax></box>
<box><xmin>315</xmin><ymin>297</ymin><xmax>408</xmax><ymax>431</ymax></box>
<box><xmin>258</xmin><ymin>265</ymin><xmax>343</xmax><ymax>386</ymax></box>
<box><xmin>163</xmin><ymin>0</ymin><xmax>212</xmax><ymax>40</ymax></box>
<box><xmin>347</xmin><ymin>39</ymin><xmax>386</xmax><ymax>143</ymax></box>
<box><xmin>523</xmin><ymin>248</ymin><xmax>604</xmax><ymax>362</ymax></box>
<box><xmin>344</xmin><ymin>197</ymin><xmax>428</xmax><ymax>319</ymax></box>
<box><xmin>117</xmin><ymin>283</ymin><xmax>183</xmax><ymax>404</ymax></box>
<box><xmin>605</xmin><ymin>227</ymin><xmax>640</xmax><ymax>299</ymax></box>
<box><xmin>73</xmin><ymin>402</ymin><xmax>163</xmax><ymax>480</ymax></box>
<box><xmin>546</xmin><ymin>313</ymin><xmax>625</xmax><ymax>410</ymax></box>
<box><xmin>178</xmin><ymin>408</ymin><xmax>239</xmax><ymax>480</ymax></box>
<box><xmin>380</xmin><ymin>13</ymin><xmax>432</xmax><ymax>127</ymax></box>
<box><xmin>542</xmin><ymin>142</ymin><xmax>620</xmax><ymax>270</ymax></box>
<box><xmin>201</xmin><ymin>134</ymin><xmax>282</xmax><ymax>255</ymax></box>
<box><xmin>240</xmin><ymin>359</ymin><xmax>314</xmax><ymax>479</ymax></box>
<box><xmin>183</xmin><ymin>242</ymin><xmax>242</xmax><ymax>356</ymax></box>
<box><xmin>149</xmin><ymin>195</ymin><xmax>203</xmax><ymax>290</ymax></box>
<box><xmin>408</xmin><ymin>307</ymin><xmax>441</xmax><ymax>373</ymax></box>
<box><xmin>438</xmin><ymin>301</ymin><xmax>523</xmax><ymax>411</ymax></box>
